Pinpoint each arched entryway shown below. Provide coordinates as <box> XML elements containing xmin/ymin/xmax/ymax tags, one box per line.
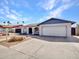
<box><xmin>71</xmin><ymin>27</ymin><xmax>76</xmax><ymax>35</ymax></box>
<box><xmin>34</xmin><ymin>27</ymin><xmax>39</xmax><ymax>35</ymax></box>
<box><xmin>29</xmin><ymin>28</ymin><xmax>32</xmax><ymax>34</ymax></box>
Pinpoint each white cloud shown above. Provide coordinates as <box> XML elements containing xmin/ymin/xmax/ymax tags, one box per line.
<box><xmin>6</xmin><ymin>13</ymin><xmax>31</xmax><ymax>21</ymax></box>
<box><xmin>62</xmin><ymin>0</ymin><xmax>72</xmax><ymax>4</ymax></box>
<box><xmin>37</xmin><ymin>0</ymin><xmax>78</xmax><ymax>11</ymax></box>
<box><xmin>5</xmin><ymin>9</ymin><xmax>32</xmax><ymax>22</ymax></box>
<box><xmin>38</xmin><ymin>0</ymin><xmax>58</xmax><ymax>11</ymax></box>
<box><xmin>6</xmin><ymin>14</ymin><xmax>18</xmax><ymax>20</ymax></box>
<box><xmin>4</xmin><ymin>0</ymin><xmax>9</xmax><ymax>5</ymax></box>
<box><xmin>19</xmin><ymin>17</ymin><xmax>32</xmax><ymax>21</ymax></box>
<box><xmin>0</xmin><ymin>2</ymin><xmax>10</xmax><ymax>14</ymax></box>
<box><xmin>0</xmin><ymin>9</ymin><xmax>4</xmax><ymax>14</ymax></box>
<box><xmin>62</xmin><ymin>0</ymin><xmax>79</xmax><ymax>6</ymax></box>
<box><xmin>3</xmin><ymin>6</ymin><xmax>10</xmax><ymax>14</ymax></box>
<box><xmin>0</xmin><ymin>3</ymin><xmax>31</xmax><ymax>21</ymax></box>
<box><xmin>49</xmin><ymin>4</ymin><xmax>73</xmax><ymax>18</ymax></box>
<box><xmin>39</xmin><ymin>3</ymin><xmax>74</xmax><ymax>21</ymax></box>
<box><xmin>0</xmin><ymin>16</ymin><xmax>5</xmax><ymax>19</ymax></box>
<box><xmin>11</xmin><ymin>10</ymin><xmax>22</xmax><ymax>17</ymax></box>
<box><xmin>11</xmin><ymin>0</ymin><xmax>30</xmax><ymax>8</ymax></box>
<box><xmin>0</xmin><ymin>1</ymin><xmax>23</xmax><ymax>21</ymax></box>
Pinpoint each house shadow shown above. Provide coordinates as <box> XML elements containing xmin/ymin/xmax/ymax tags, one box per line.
<box><xmin>29</xmin><ymin>35</ymin><xmax>79</xmax><ymax>43</ymax></box>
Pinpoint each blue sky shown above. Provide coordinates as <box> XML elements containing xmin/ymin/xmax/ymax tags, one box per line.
<box><xmin>0</xmin><ymin>0</ymin><xmax>79</xmax><ymax>25</ymax></box>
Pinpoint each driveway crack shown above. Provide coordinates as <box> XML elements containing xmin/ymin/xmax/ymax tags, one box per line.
<box><xmin>33</xmin><ymin>44</ymin><xmax>44</xmax><ymax>55</ymax></box>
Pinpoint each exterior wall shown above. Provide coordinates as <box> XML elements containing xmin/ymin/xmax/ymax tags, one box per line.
<box><xmin>15</xmin><ymin>26</ymin><xmax>28</xmax><ymax>34</ymax></box>
<box><xmin>27</xmin><ymin>27</ymin><xmax>29</xmax><ymax>34</ymax></box>
<box><xmin>32</xmin><ymin>27</ymin><xmax>39</xmax><ymax>35</ymax></box>
<box><xmin>76</xmin><ymin>24</ymin><xmax>79</xmax><ymax>35</ymax></box>
<box><xmin>15</xmin><ymin>27</ymin><xmax>33</xmax><ymax>34</ymax></box>
<box><xmin>66</xmin><ymin>23</ymin><xmax>71</xmax><ymax>37</ymax></box>
<box><xmin>23</xmin><ymin>27</ymin><xmax>39</xmax><ymax>35</ymax></box>
<box><xmin>21</xmin><ymin>27</ymin><xmax>35</xmax><ymax>34</ymax></box>
<box><xmin>21</xmin><ymin>27</ymin><xmax>30</xmax><ymax>34</ymax></box>
<box><xmin>11</xmin><ymin>28</ymin><xmax>15</xmax><ymax>33</ymax></box>
<box><xmin>0</xmin><ymin>28</ymin><xmax>3</xmax><ymax>32</ymax></box>
<box><xmin>22</xmin><ymin>28</ymin><xmax>27</xmax><ymax>34</ymax></box>
<box><xmin>15</xmin><ymin>26</ymin><xmax>23</xmax><ymax>33</ymax></box>
<box><xmin>0</xmin><ymin>28</ymin><xmax>6</xmax><ymax>33</ymax></box>
<box><xmin>75</xmin><ymin>27</ymin><xmax>77</xmax><ymax>35</ymax></box>
<box><xmin>39</xmin><ymin>23</ymin><xmax>71</xmax><ymax>37</ymax></box>
<box><xmin>32</xmin><ymin>27</ymin><xmax>35</xmax><ymax>35</ymax></box>
<box><xmin>21</xmin><ymin>27</ymin><xmax>24</xmax><ymax>34</ymax></box>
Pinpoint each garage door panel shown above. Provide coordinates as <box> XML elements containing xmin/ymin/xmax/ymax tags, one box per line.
<box><xmin>42</xmin><ymin>26</ymin><xmax>66</xmax><ymax>36</ymax></box>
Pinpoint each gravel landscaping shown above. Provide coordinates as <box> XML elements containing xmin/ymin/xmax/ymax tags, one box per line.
<box><xmin>0</xmin><ymin>34</ymin><xmax>31</xmax><ymax>47</ymax></box>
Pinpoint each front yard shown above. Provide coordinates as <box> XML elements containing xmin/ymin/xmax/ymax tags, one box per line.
<box><xmin>0</xmin><ymin>34</ymin><xmax>79</xmax><ymax>59</ymax></box>
<box><xmin>0</xmin><ymin>33</ymin><xmax>31</xmax><ymax>47</ymax></box>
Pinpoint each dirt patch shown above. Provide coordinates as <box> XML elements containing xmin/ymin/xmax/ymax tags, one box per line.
<box><xmin>0</xmin><ymin>36</ymin><xmax>6</xmax><ymax>39</ymax></box>
<box><xmin>0</xmin><ymin>36</ymin><xmax>31</xmax><ymax>47</ymax></box>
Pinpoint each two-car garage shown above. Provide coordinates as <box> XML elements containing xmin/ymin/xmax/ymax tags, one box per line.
<box><xmin>38</xmin><ymin>18</ymin><xmax>75</xmax><ymax>37</ymax></box>
<box><xmin>41</xmin><ymin>26</ymin><xmax>67</xmax><ymax>37</ymax></box>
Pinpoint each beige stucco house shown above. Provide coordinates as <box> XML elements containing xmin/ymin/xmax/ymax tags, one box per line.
<box><xmin>14</xmin><ymin>18</ymin><xmax>75</xmax><ymax>37</ymax></box>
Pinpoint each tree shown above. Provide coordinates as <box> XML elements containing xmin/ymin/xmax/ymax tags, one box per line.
<box><xmin>3</xmin><ymin>21</ymin><xmax>11</xmax><ymax>41</ymax></box>
<box><xmin>3</xmin><ymin>21</ymin><xmax>6</xmax><ymax>23</ymax></box>
<box><xmin>6</xmin><ymin>21</ymin><xmax>11</xmax><ymax>40</ymax></box>
<box><xmin>22</xmin><ymin>21</ymin><xmax>24</xmax><ymax>24</ymax></box>
<box><xmin>3</xmin><ymin>21</ymin><xmax>6</xmax><ymax>25</ymax></box>
<box><xmin>17</xmin><ymin>22</ymin><xmax>19</xmax><ymax>25</ymax></box>
<box><xmin>7</xmin><ymin>21</ymin><xmax>11</xmax><ymax>25</ymax></box>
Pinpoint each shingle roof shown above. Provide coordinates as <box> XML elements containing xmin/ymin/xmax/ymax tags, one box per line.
<box><xmin>38</xmin><ymin>18</ymin><xmax>75</xmax><ymax>26</ymax></box>
<box><xmin>0</xmin><ymin>25</ymin><xmax>23</xmax><ymax>28</ymax></box>
<box><xmin>26</xmin><ymin>23</ymin><xmax>38</xmax><ymax>26</ymax></box>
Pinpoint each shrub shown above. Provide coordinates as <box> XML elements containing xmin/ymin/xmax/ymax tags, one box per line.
<box><xmin>8</xmin><ymin>36</ymin><xmax>24</xmax><ymax>42</ymax></box>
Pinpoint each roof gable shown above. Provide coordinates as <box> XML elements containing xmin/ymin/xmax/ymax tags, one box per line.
<box><xmin>38</xmin><ymin>18</ymin><xmax>75</xmax><ymax>26</ymax></box>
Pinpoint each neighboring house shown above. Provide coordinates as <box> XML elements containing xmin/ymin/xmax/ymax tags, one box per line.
<box><xmin>0</xmin><ymin>25</ymin><xmax>6</xmax><ymax>33</ymax></box>
<box><xmin>15</xmin><ymin>24</ymin><xmax>39</xmax><ymax>35</ymax></box>
<box><xmin>0</xmin><ymin>25</ymin><xmax>22</xmax><ymax>34</ymax></box>
<box><xmin>15</xmin><ymin>18</ymin><xmax>75</xmax><ymax>37</ymax></box>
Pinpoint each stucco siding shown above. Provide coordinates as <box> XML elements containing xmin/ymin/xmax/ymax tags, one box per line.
<box><xmin>76</xmin><ymin>25</ymin><xmax>79</xmax><ymax>35</ymax></box>
<box><xmin>0</xmin><ymin>28</ymin><xmax>6</xmax><ymax>33</ymax></box>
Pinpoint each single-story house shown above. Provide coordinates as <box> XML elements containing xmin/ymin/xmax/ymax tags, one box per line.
<box><xmin>0</xmin><ymin>25</ymin><xmax>23</xmax><ymax>35</ymax></box>
<box><xmin>14</xmin><ymin>24</ymin><xmax>39</xmax><ymax>35</ymax></box>
<box><xmin>14</xmin><ymin>18</ymin><xmax>75</xmax><ymax>37</ymax></box>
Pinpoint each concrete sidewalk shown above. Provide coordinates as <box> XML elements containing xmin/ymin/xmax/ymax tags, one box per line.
<box><xmin>0</xmin><ymin>36</ymin><xmax>79</xmax><ymax>59</ymax></box>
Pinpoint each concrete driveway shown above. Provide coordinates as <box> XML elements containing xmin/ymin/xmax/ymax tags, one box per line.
<box><xmin>0</xmin><ymin>36</ymin><xmax>79</xmax><ymax>59</ymax></box>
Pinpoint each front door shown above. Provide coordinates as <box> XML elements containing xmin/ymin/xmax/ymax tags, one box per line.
<box><xmin>29</xmin><ymin>28</ymin><xmax>32</xmax><ymax>34</ymax></box>
<box><xmin>71</xmin><ymin>28</ymin><xmax>76</xmax><ymax>35</ymax></box>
